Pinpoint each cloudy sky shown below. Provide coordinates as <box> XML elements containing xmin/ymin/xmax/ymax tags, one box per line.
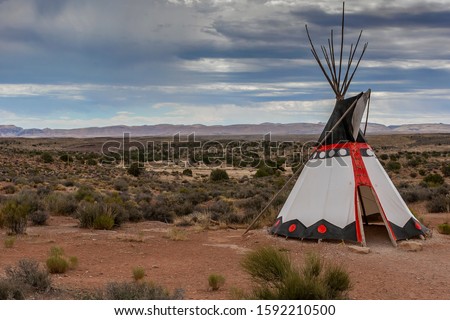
<box><xmin>0</xmin><ymin>0</ymin><xmax>449</xmax><ymax>129</ymax></box>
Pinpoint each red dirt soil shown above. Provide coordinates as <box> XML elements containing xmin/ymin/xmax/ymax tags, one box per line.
<box><xmin>1</xmin><ymin>214</ymin><xmax>449</xmax><ymax>300</ymax></box>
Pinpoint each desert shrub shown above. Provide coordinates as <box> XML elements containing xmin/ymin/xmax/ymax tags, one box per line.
<box><xmin>127</xmin><ymin>162</ymin><xmax>142</xmax><ymax>177</ymax></box>
<box><xmin>442</xmin><ymin>163</ymin><xmax>450</xmax><ymax>177</ymax></box>
<box><xmin>165</xmin><ymin>227</ymin><xmax>188</xmax><ymax>241</ymax></box>
<box><xmin>423</xmin><ymin>173</ymin><xmax>444</xmax><ymax>187</ymax></box>
<box><xmin>399</xmin><ymin>185</ymin><xmax>433</xmax><ymax>203</ymax></box>
<box><xmin>1</xmin><ymin>184</ymin><xmax>17</xmax><ymax>194</ymax></box>
<box><xmin>16</xmin><ymin>190</ymin><xmax>40</xmax><ymax>213</ymax></box>
<box><xmin>437</xmin><ymin>223</ymin><xmax>450</xmax><ymax>235</ymax></box>
<box><xmin>210</xmin><ymin>169</ymin><xmax>229</xmax><ymax>182</ymax></box>
<box><xmin>0</xmin><ymin>279</ymin><xmax>24</xmax><ymax>300</ymax></box>
<box><xmin>386</xmin><ymin>161</ymin><xmax>401</xmax><ymax>172</ymax></box>
<box><xmin>426</xmin><ymin>195</ymin><xmax>449</xmax><ymax>213</ymax></box>
<box><xmin>46</xmin><ymin>247</ymin><xmax>69</xmax><ymax>274</ymax></box>
<box><xmin>182</xmin><ymin>168</ymin><xmax>193</xmax><ymax>176</ymax></box>
<box><xmin>59</xmin><ymin>154</ymin><xmax>74</xmax><ymax>163</ymax></box>
<box><xmin>141</xmin><ymin>195</ymin><xmax>175</xmax><ymax>223</ymax></box>
<box><xmin>4</xmin><ymin>236</ymin><xmax>15</xmax><ymax>248</ymax></box>
<box><xmin>45</xmin><ymin>193</ymin><xmax>78</xmax><ymax>216</ymax></box>
<box><xmin>209</xmin><ymin>199</ymin><xmax>233</xmax><ymax>215</ymax></box>
<box><xmin>1</xmin><ymin>199</ymin><xmax>29</xmax><ymax>234</ymax></box>
<box><xmin>132</xmin><ymin>267</ymin><xmax>145</xmax><ymax>281</ymax></box>
<box><xmin>5</xmin><ymin>259</ymin><xmax>51</xmax><ymax>292</ymax></box>
<box><xmin>254</xmin><ymin>166</ymin><xmax>277</xmax><ymax>178</ymax></box>
<box><xmin>410</xmin><ymin>172</ymin><xmax>417</xmax><ymax>178</ymax></box>
<box><xmin>102</xmin><ymin>281</ymin><xmax>184</xmax><ymax>300</ymax></box>
<box><xmin>208</xmin><ymin>274</ymin><xmax>225</xmax><ymax>291</ymax></box>
<box><xmin>77</xmin><ymin>201</ymin><xmax>117</xmax><ymax>229</ymax></box>
<box><xmin>75</xmin><ymin>185</ymin><xmax>100</xmax><ymax>202</ymax></box>
<box><xmin>93</xmin><ymin>213</ymin><xmax>115</xmax><ymax>230</ymax></box>
<box><xmin>41</xmin><ymin>152</ymin><xmax>53</xmax><ymax>163</ymax></box>
<box><xmin>29</xmin><ymin>210</ymin><xmax>49</xmax><ymax>226</ymax></box>
<box><xmin>86</xmin><ymin>158</ymin><xmax>97</xmax><ymax>166</ymax></box>
<box><xmin>241</xmin><ymin>247</ymin><xmax>350</xmax><ymax>300</ymax></box>
<box><xmin>113</xmin><ymin>178</ymin><xmax>129</xmax><ymax>192</ymax></box>
<box><xmin>69</xmin><ymin>256</ymin><xmax>79</xmax><ymax>269</ymax></box>
<box><xmin>379</xmin><ymin>154</ymin><xmax>389</xmax><ymax>160</ymax></box>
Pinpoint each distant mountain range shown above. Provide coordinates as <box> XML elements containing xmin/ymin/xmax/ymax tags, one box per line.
<box><xmin>0</xmin><ymin>123</ymin><xmax>449</xmax><ymax>138</ymax></box>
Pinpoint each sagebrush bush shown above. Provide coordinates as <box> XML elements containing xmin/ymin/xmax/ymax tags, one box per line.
<box><xmin>0</xmin><ymin>279</ymin><xmax>25</xmax><ymax>300</ymax></box>
<box><xmin>113</xmin><ymin>178</ymin><xmax>129</xmax><ymax>192</ymax></box>
<box><xmin>241</xmin><ymin>247</ymin><xmax>351</xmax><ymax>300</ymax></box>
<box><xmin>45</xmin><ymin>193</ymin><xmax>78</xmax><ymax>216</ymax></box>
<box><xmin>29</xmin><ymin>210</ymin><xmax>49</xmax><ymax>226</ymax></box>
<box><xmin>5</xmin><ymin>259</ymin><xmax>51</xmax><ymax>292</ymax></box>
<box><xmin>101</xmin><ymin>281</ymin><xmax>184</xmax><ymax>300</ymax></box>
<box><xmin>210</xmin><ymin>169</ymin><xmax>229</xmax><ymax>182</ymax></box>
<box><xmin>426</xmin><ymin>195</ymin><xmax>449</xmax><ymax>213</ymax></box>
<box><xmin>386</xmin><ymin>161</ymin><xmax>401</xmax><ymax>172</ymax></box>
<box><xmin>423</xmin><ymin>173</ymin><xmax>445</xmax><ymax>187</ymax></box>
<box><xmin>208</xmin><ymin>274</ymin><xmax>225</xmax><ymax>291</ymax></box>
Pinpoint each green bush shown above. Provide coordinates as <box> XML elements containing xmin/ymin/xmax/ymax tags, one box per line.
<box><xmin>4</xmin><ymin>237</ymin><xmax>15</xmax><ymax>248</ymax></box>
<box><xmin>45</xmin><ymin>193</ymin><xmax>78</xmax><ymax>216</ymax></box>
<box><xmin>127</xmin><ymin>163</ymin><xmax>143</xmax><ymax>177</ymax></box>
<box><xmin>93</xmin><ymin>213</ymin><xmax>115</xmax><ymax>230</ymax></box>
<box><xmin>59</xmin><ymin>154</ymin><xmax>74</xmax><ymax>163</ymax></box>
<box><xmin>208</xmin><ymin>274</ymin><xmax>226</xmax><ymax>291</ymax></box>
<box><xmin>132</xmin><ymin>267</ymin><xmax>146</xmax><ymax>281</ymax></box>
<box><xmin>46</xmin><ymin>247</ymin><xmax>70</xmax><ymax>274</ymax></box>
<box><xmin>41</xmin><ymin>152</ymin><xmax>53</xmax><ymax>163</ymax></box>
<box><xmin>254</xmin><ymin>166</ymin><xmax>277</xmax><ymax>178</ymax></box>
<box><xmin>101</xmin><ymin>281</ymin><xmax>184</xmax><ymax>300</ymax></box>
<box><xmin>386</xmin><ymin>161</ymin><xmax>401</xmax><ymax>172</ymax></box>
<box><xmin>1</xmin><ymin>199</ymin><xmax>29</xmax><ymax>234</ymax></box>
<box><xmin>210</xmin><ymin>169</ymin><xmax>229</xmax><ymax>182</ymax></box>
<box><xmin>241</xmin><ymin>247</ymin><xmax>350</xmax><ymax>300</ymax></box>
<box><xmin>86</xmin><ymin>158</ymin><xmax>97</xmax><ymax>166</ymax></box>
<box><xmin>75</xmin><ymin>185</ymin><xmax>100</xmax><ymax>202</ymax></box>
<box><xmin>437</xmin><ymin>223</ymin><xmax>450</xmax><ymax>235</ymax></box>
<box><xmin>423</xmin><ymin>173</ymin><xmax>444</xmax><ymax>187</ymax></box>
<box><xmin>77</xmin><ymin>202</ymin><xmax>117</xmax><ymax>229</ymax></box>
<box><xmin>5</xmin><ymin>259</ymin><xmax>51</xmax><ymax>292</ymax></box>
<box><xmin>182</xmin><ymin>168</ymin><xmax>193</xmax><ymax>176</ymax></box>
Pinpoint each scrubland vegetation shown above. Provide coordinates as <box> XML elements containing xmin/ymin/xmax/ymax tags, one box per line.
<box><xmin>0</xmin><ymin>134</ymin><xmax>449</xmax><ymax>299</ymax></box>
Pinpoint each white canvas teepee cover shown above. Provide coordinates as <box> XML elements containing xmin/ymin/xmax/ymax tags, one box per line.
<box><xmin>270</xmin><ymin>93</ymin><xmax>427</xmax><ymax>246</ymax></box>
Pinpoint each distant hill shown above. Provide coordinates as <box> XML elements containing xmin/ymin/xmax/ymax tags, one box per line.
<box><xmin>0</xmin><ymin>123</ymin><xmax>449</xmax><ymax>138</ymax></box>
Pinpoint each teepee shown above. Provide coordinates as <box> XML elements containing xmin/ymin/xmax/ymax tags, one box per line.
<box><xmin>269</xmin><ymin>3</ymin><xmax>428</xmax><ymax>246</ymax></box>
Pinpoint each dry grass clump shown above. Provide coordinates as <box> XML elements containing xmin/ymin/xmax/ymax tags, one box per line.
<box><xmin>208</xmin><ymin>273</ymin><xmax>226</xmax><ymax>291</ymax></box>
<box><xmin>240</xmin><ymin>247</ymin><xmax>351</xmax><ymax>300</ymax></box>
<box><xmin>97</xmin><ymin>281</ymin><xmax>184</xmax><ymax>300</ymax></box>
<box><xmin>132</xmin><ymin>267</ymin><xmax>146</xmax><ymax>281</ymax></box>
<box><xmin>46</xmin><ymin>246</ymin><xmax>78</xmax><ymax>274</ymax></box>
<box><xmin>164</xmin><ymin>227</ymin><xmax>188</xmax><ymax>241</ymax></box>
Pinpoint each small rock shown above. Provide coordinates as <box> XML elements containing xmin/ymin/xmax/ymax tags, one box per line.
<box><xmin>399</xmin><ymin>241</ymin><xmax>423</xmax><ymax>252</ymax></box>
<box><xmin>347</xmin><ymin>245</ymin><xmax>371</xmax><ymax>254</ymax></box>
<box><xmin>152</xmin><ymin>265</ymin><xmax>159</xmax><ymax>269</ymax></box>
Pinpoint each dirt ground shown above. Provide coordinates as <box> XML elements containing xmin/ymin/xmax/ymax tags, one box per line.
<box><xmin>1</xmin><ymin>212</ymin><xmax>449</xmax><ymax>300</ymax></box>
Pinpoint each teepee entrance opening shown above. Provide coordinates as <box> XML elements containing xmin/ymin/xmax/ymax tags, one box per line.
<box><xmin>357</xmin><ymin>186</ymin><xmax>392</xmax><ymax>246</ymax></box>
